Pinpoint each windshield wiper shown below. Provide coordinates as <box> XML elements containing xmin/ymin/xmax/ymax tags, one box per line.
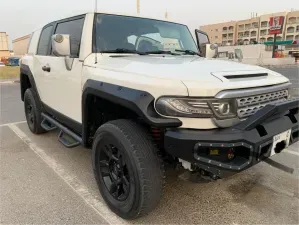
<box><xmin>145</xmin><ymin>50</ymin><xmax>180</xmax><ymax>55</ymax></box>
<box><xmin>100</xmin><ymin>48</ymin><xmax>148</xmax><ymax>55</ymax></box>
<box><xmin>175</xmin><ymin>49</ymin><xmax>202</xmax><ymax>56</ymax></box>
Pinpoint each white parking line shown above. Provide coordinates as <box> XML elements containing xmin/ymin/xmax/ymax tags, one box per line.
<box><xmin>285</xmin><ymin>150</ymin><xmax>299</xmax><ymax>156</ymax></box>
<box><xmin>8</xmin><ymin>123</ymin><xmax>128</xmax><ymax>225</ymax></box>
<box><xmin>0</xmin><ymin>121</ymin><xmax>26</xmax><ymax>127</ymax></box>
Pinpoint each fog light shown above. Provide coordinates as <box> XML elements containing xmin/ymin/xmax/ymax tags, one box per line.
<box><xmin>209</xmin><ymin>149</ymin><xmax>220</xmax><ymax>155</ymax></box>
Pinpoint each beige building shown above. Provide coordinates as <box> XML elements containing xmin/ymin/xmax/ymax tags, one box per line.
<box><xmin>0</xmin><ymin>32</ymin><xmax>10</xmax><ymax>58</ymax></box>
<box><xmin>200</xmin><ymin>21</ymin><xmax>237</xmax><ymax>46</ymax></box>
<box><xmin>200</xmin><ymin>10</ymin><xmax>299</xmax><ymax>45</ymax></box>
<box><xmin>285</xmin><ymin>11</ymin><xmax>299</xmax><ymax>41</ymax></box>
<box><xmin>12</xmin><ymin>34</ymin><xmax>31</xmax><ymax>57</ymax></box>
<box><xmin>237</xmin><ymin>17</ymin><xmax>260</xmax><ymax>45</ymax></box>
<box><xmin>259</xmin><ymin>11</ymin><xmax>288</xmax><ymax>43</ymax></box>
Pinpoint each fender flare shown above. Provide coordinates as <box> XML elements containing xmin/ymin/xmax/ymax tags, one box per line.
<box><xmin>82</xmin><ymin>79</ymin><xmax>182</xmax><ymax>145</ymax></box>
<box><xmin>20</xmin><ymin>64</ymin><xmax>40</xmax><ymax>101</ymax></box>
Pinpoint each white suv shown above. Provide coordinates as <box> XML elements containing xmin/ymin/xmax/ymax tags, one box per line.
<box><xmin>20</xmin><ymin>12</ymin><xmax>298</xmax><ymax>219</ymax></box>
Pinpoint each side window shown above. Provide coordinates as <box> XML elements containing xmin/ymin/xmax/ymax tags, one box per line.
<box><xmin>54</xmin><ymin>18</ymin><xmax>85</xmax><ymax>57</ymax></box>
<box><xmin>37</xmin><ymin>25</ymin><xmax>53</xmax><ymax>55</ymax></box>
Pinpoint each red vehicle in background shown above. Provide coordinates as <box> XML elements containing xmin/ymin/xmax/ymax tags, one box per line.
<box><xmin>0</xmin><ymin>57</ymin><xmax>9</xmax><ymax>65</ymax></box>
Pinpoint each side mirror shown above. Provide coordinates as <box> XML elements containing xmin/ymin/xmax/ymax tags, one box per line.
<box><xmin>206</xmin><ymin>43</ymin><xmax>218</xmax><ymax>58</ymax></box>
<box><xmin>195</xmin><ymin>29</ymin><xmax>218</xmax><ymax>58</ymax></box>
<box><xmin>52</xmin><ymin>34</ymin><xmax>71</xmax><ymax>57</ymax></box>
<box><xmin>51</xmin><ymin>34</ymin><xmax>74</xmax><ymax>70</ymax></box>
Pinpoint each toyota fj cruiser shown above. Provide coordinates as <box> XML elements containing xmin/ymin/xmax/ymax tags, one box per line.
<box><xmin>20</xmin><ymin>12</ymin><xmax>298</xmax><ymax>219</ymax></box>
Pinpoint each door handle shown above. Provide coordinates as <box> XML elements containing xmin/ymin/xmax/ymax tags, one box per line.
<box><xmin>42</xmin><ymin>66</ymin><xmax>51</xmax><ymax>72</ymax></box>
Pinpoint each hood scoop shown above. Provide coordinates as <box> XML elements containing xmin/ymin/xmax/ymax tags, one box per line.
<box><xmin>223</xmin><ymin>73</ymin><xmax>268</xmax><ymax>79</ymax></box>
<box><xmin>211</xmin><ymin>70</ymin><xmax>269</xmax><ymax>82</ymax></box>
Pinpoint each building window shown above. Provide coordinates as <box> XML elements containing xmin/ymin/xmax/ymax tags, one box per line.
<box><xmin>215</xmin><ymin>36</ymin><xmax>218</xmax><ymax>38</ymax></box>
<box><xmin>215</xmin><ymin>29</ymin><xmax>218</xmax><ymax>32</ymax></box>
<box><xmin>261</xmin><ymin>21</ymin><xmax>268</xmax><ymax>28</ymax></box>
<box><xmin>287</xmin><ymin>26</ymin><xmax>295</xmax><ymax>33</ymax></box>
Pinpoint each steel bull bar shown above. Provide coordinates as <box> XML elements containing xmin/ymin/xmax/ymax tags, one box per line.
<box><xmin>164</xmin><ymin>98</ymin><xmax>299</xmax><ymax>178</ymax></box>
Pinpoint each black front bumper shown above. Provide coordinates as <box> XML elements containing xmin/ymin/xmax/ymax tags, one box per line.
<box><xmin>164</xmin><ymin>99</ymin><xmax>299</xmax><ymax>178</ymax></box>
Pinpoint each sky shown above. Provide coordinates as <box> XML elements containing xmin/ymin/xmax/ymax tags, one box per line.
<box><xmin>0</xmin><ymin>0</ymin><xmax>298</xmax><ymax>48</ymax></box>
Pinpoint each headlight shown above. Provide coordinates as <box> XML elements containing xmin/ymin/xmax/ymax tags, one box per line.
<box><xmin>155</xmin><ymin>97</ymin><xmax>237</xmax><ymax>119</ymax></box>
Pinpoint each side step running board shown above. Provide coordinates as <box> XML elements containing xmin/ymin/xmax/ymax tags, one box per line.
<box><xmin>41</xmin><ymin>113</ymin><xmax>82</xmax><ymax>148</ymax></box>
<box><xmin>41</xmin><ymin>118</ymin><xmax>57</xmax><ymax>131</ymax></box>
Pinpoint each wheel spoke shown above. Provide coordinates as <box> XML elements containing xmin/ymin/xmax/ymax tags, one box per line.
<box><xmin>101</xmin><ymin>167</ymin><xmax>110</xmax><ymax>177</ymax></box>
<box><xmin>98</xmin><ymin>142</ymin><xmax>130</xmax><ymax>201</ymax></box>
<box><xmin>122</xmin><ymin>182</ymin><xmax>129</xmax><ymax>195</ymax></box>
<box><xmin>109</xmin><ymin>183</ymin><xmax>118</xmax><ymax>196</ymax></box>
<box><xmin>103</xmin><ymin>146</ymin><xmax>112</xmax><ymax>159</ymax></box>
<box><xmin>99</xmin><ymin>160</ymin><xmax>109</xmax><ymax>167</ymax></box>
<box><xmin>122</xmin><ymin>175</ymin><xmax>129</xmax><ymax>186</ymax></box>
<box><xmin>111</xmin><ymin>154</ymin><xmax>118</xmax><ymax>161</ymax></box>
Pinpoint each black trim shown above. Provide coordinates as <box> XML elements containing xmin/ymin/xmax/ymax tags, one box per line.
<box><xmin>224</xmin><ymin>73</ymin><xmax>268</xmax><ymax>79</ymax></box>
<box><xmin>36</xmin><ymin>23</ymin><xmax>55</xmax><ymax>56</ymax></box>
<box><xmin>82</xmin><ymin>79</ymin><xmax>182</xmax><ymax>145</ymax></box>
<box><xmin>195</xmin><ymin>29</ymin><xmax>210</xmax><ymax>52</ymax></box>
<box><xmin>20</xmin><ymin>64</ymin><xmax>40</xmax><ymax>102</ymax></box>
<box><xmin>42</xmin><ymin>103</ymin><xmax>82</xmax><ymax>135</ymax></box>
<box><xmin>164</xmin><ymin>98</ymin><xmax>299</xmax><ymax>178</ymax></box>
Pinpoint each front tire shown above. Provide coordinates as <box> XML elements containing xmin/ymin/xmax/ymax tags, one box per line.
<box><xmin>92</xmin><ymin>120</ymin><xmax>164</xmax><ymax>219</ymax></box>
<box><xmin>24</xmin><ymin>88</ymin><xmax>46</xmax><ymax>134</ymax></box>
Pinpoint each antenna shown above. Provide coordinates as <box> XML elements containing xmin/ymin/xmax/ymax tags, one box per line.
<box><xmin>94</xmin><ymin>0</ymin><xmax>98</xmax><ymax>64</ymax></box>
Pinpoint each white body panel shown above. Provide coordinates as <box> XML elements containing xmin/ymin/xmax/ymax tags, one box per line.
<box><xmin>21</xmin><ymin>12</ymin><xmax>290</xmax><ymax>130</ymax></box>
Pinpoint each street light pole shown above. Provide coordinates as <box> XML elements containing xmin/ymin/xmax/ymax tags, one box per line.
<box><xmin>272</xmin><ymin>33</ymin><xmax>277</xmax><ymax>58</ymax></box>
<box><xmin>137</xmin><ymin>0</ymin><xmax>140</xmax><ymax>14</ymax></box>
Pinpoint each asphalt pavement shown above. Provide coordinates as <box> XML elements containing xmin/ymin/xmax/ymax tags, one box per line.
<box><xmin>0</xmin><ymin>66</ymin><xmax>298</xmax><ymax>224</ymax></box>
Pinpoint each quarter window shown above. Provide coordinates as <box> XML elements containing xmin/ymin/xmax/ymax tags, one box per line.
<box><xmin>54</xmin><ymin>18</ymin><xmax>85</xmax><ymax>57</ymax></box>
<box><xmin>37</xmin><ymin>25</ymin><xmax>53</xmax><ymax>55</ymax></box>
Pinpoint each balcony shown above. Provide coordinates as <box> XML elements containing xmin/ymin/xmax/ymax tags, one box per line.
<box><xmin>286</xmin><ymin>35</ymin><xmax>294</xmax><ymax>40</ymax></box>
<box><xmin>250</xmin><ymin>31</ymin><xmax>257</xmax><ymax>37</ymax></box>
<box><xmin>238</xmin><ymin>26</ymin><xmax>244</xmax><ymax>31</ymax></box>
<box><xmin>260</xmin><ymin>30</ymin><xmax>267</xmax><ymax>36</ymax></box>
<box><xmin>261</xmin><ymin>21</ymin><xmax>268</xmax><ymax>28</ymax></box>
<box><xmin>287</xmin><ymin>27</ymin><xmax>295</xmax><ymax>33</ymax></box>
<box><xmin>252</xmin><ymin>22</ymin><xmax>259</xmax><ymax>28</ymax></box>
<box><xmin>259</xmin><ymin>38</ymin><xmax>266</xmax><ymax>43</ymax></box>
<box><xmin>245</xmin><ymin>24</ymin><xmax>251</xmax><ymax>30</ymax></box>
<box><xmin>288</xmin><ymin>17</ymin><xmax>298</xmax><ymax>24</ymax></box>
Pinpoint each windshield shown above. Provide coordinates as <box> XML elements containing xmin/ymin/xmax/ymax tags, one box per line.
<box><xmin>93</xmin><ymin>14</ymin><xmax>198</xmax><ymax>54</ymax></box>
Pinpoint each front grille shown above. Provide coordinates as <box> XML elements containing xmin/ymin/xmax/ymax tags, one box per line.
<box><xmin>237</xmin><ymin>89</ymin><xmax>288</xmax><ymax>118</ymax></box>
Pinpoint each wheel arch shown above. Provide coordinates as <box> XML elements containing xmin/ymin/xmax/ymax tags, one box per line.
<box><xmin>20</xmin><ymin>64</ymin><xmax>39</xmax><ymax>102</ymax></box>
<box><xmin>81</xmin><ymin>79</ymin><xmax>182</xmax><ymax>146</ymax></box>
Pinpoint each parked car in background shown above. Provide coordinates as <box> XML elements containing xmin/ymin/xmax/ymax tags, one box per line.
<box><xmin>0</xmin><ymin>62</ymin><xmax>5</xmax><ymax>67</ymax></box>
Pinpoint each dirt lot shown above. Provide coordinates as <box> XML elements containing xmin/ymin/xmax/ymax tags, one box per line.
<box><xmin>0</xmin><ymin>66</ymin><xmax>19</xmax><ymax>80</ymax></box>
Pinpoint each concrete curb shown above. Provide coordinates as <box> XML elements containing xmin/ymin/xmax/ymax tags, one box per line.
<box><xmin>0</xmin><ymin>80</ymin><xmax>20</xmax><ymax>84</ymax></box>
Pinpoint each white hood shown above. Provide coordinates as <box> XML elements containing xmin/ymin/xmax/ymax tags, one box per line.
<box><xmin>88</xmin><ymin>54</ymin><xmax>289</xmax><ymax>96</ymax></box>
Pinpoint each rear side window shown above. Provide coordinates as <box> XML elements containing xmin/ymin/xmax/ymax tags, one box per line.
<box><xmin>54</xmin><ymin>18</ymin><xmax>85</xmax><ymax>57</ymax></box>
<box><xmin>37</xmin><ymin>25</ymin><xmax>53</xmax><ymax>55</ymax></box>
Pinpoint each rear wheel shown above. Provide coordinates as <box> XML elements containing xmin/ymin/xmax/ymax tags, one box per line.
<box><xmin>92</xmin><ymin>119</ymin><xmax>164</xmax><ymax>219</ymax></box>
<box><xmin>24</xmin><ymin>88</ymin><xmax>46</xmax><ymax>134</ymax></box>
